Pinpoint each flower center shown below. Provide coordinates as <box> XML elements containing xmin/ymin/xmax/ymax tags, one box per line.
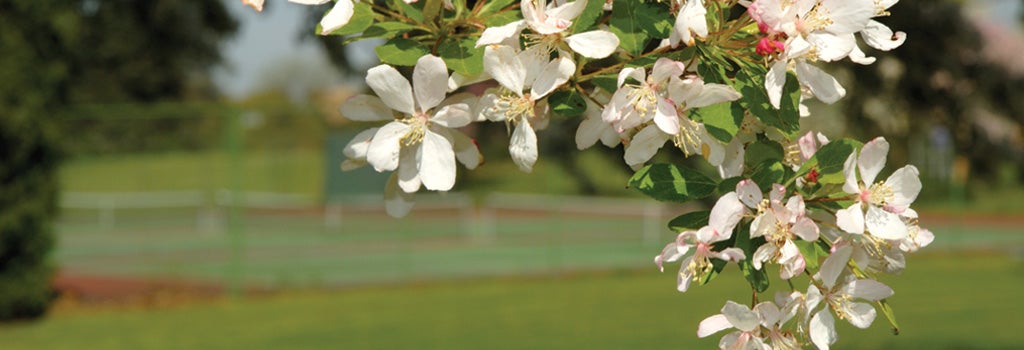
<box><xmin>684</xmin><ymin>242</ymin><xmax>714</xmax><ymax>281</ymax></box>
<box><xmin>490</xmin><ymin>91</ymin><xmax>535</xmax><ymax>125</ymax></box>
<box><xmin>399</xmin><ymin>111</ymin><xmax>430</xmax><ymax>146</ymax></box>
<box><xmin>799</xmin><ymin>5</ymin><xmax>833</xmax><ymax>34</ymax></box>
<box><xmin>861</xmin><ymin>182</ymin><xmax>895</xmax><ymax>206</ymax></box>
<box><xmin>672</xmin><ymin>118</ymin><xmax>709</xmax><ymax>158</ymax></box>
<box><xmin>625</xmin><ymin>85</ymin><xmax>658</xmax><ymax>119</ymax></box>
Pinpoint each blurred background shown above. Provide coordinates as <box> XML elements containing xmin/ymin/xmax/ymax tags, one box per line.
<box><xmin>0</xmin><ymin>0</ymin><xmax>1021</xmax><ymax>349</ymax></box>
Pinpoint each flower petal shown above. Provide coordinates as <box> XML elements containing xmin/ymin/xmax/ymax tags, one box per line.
<box><xmin>623</xmin><ymin>125</ymin><xmax>671</xmax><ymax>168</ymax></box>
<box><xmin>339</xmin><ymin>95</ymin><xmax>394</xmax><ymax>121</ymax></box>
<box><xmin>861</xmin><ymin>20</ymin><xmax>906</xmax><ymax>51</ymax></box>
<box><xmin>722</xmin><ymin>301</ymin><xmax>761</xmax><ymax>332</ymax></box>
<box><xmin>397</xmin><ymin>148</ymin><xmax>422</xmax><ymax>193</ymax></box>
<box><xmin>413</xmin><ymin>55</ymin><xmax>449</xmax><ymax>111</ymax></box>
<box><xmin>858</xmin><ymin>137</ymin><xmax>889</xmax><ymax>185</ymax></box>
<box><xmin>709</xmin><ymin>192</ymin><xmax>746</xmax><ymax>235</ymax></box>
<box><xmin>419</xmin><ymin>130</ymin><xmax>457</xmax><ymax>191</ymax></box>
<box><xmin>885</xmin><ymin>165</ymin><xmax>921</xmax><ymax>209</ymax></box>
<box><xmin>844</xmin><ymin>301</ymin><xmax>877</xmax><ymax>329</ymax></box>
<box><xmin>843</xmin><ymin>279</ymin><xmax>894</xmax><ymax>301</ymax></box>
<box><xmin>432</xmin><ymin>103</ymin><xmax>473</xmax><ymax>128</ymax></box>
<box><xmin>565</xmin><ymin>30</ymin><xmax>620</xmax><ymax>59</ymax></box>
<box><xmin>443</xmin><ymin>128</ymin><xmax>482</xmax><ymax>170</ymax></box>
<box><xmin>510</xmin><ymin>119</ymin><xmax>539</xmax><ymax>173</ymax></box>
<box><xmin>736</xmin><ymin>179</ymin><xmax>763</xmax><ymax>209</ymax></box>
<box><xmin>795</xmin><ymin>61</ymin><xmax>846</xmax><ymax>105</ymax></box>
<box><xmin>865</xmin><ymin>205</ymin><xmax>907</xmax><ymax>240</ymax></box>
<box><xmin>819</xmin><ymin>245</ymin><xmax>853</xmax><ymax>289</ymax></box>
<box><xmin>792</xmin><ymin>217</ymin><xmax>820</xmax><ymax>241</ymax></box>
<box><xmin>318</xmin><ymin>0</ymin><xmax>355</xmax><ymax>35</ymax></box>
<box><xmin>752</xmin><ymin>244</ymin><xmax>775</xmax><ymax>270</ymax></box>
<box><xmin>653</xmin><ymin>99</ymin><xmax>680</xmax><ymax>135</ymax></box>
<box><xmin>476</xmin><ymin>20</ymin><xmax>526</xmax><ymax>47</ymax></box>
<box><xmin>530</xmin><ymin>56</ymin><xmax>575</xmax><ymax>99</ymax></box>
<box><xmin>809</xmin><ymin>309</ymin><xmax>837</xmax><ymax>350</ymax></box>
<box><xmin>384</xmin><ymin>173</ymin><xmax>415</xmax><ymax>218</ymax></box>
<box><xmin>684</xmin><ymin>83</ymin><xmax>741</xmax><ymax>109</ymax></box>
<box><xmin>842</xmin><ymin>152</ymin><xmax>860</xmax><ymax>195</ymax></box>
<box><xmin>366</xmin><ymin>122</ymin><xmax>410</xmax><ymax>172</ymax></box>
<box><xmin>483</xmin><ymin>45</ymin><xmax>526</xmax><ymax>94</ymax></box>
<box><xmin>367</xmin><ymin>64</ymin><xmax>416</xmax><ymax>115</ymax></box>
<box><xmin>343</xmin><ymin>127</ymin><xmax>379</xmax><ymax>160</ymax></box>
<box><xmin>766</xmin><ymin>60</ymin><xmax>788</xmax><ymax>109</ymax></box>
<box><xmin>836</xmin><ymin>204</ymin><xmax>865</xmax><ymax>234</ymax></box>
<box><xmin>697</xmin><ymin>314</ymin><xmax>732</xmax><ymax>338</ymax></box>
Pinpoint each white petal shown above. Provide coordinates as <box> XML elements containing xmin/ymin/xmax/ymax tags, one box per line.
<box><xmin>885</xmin><ymin>165</ymin><xmax>921</xmax><ymax>209</ymax></box>
<box><xmin>820</xmin><ymin>0</ymin><xmax>874</xmax><ymax>34</ymax></box>
<box><xmin>861</xmin><ymin>20</ymin><xmax>906</xmax><ymax>51</ymax></box>
<box><xmin>843</xmin><ymin>279</ymin><xmax>894</xmax><ymax>301</ymax></box>
<box><xmin>736</xmin><ymin>179</ymin><xmax>763</xmax><ymax>209</ymax></box>
<box><xmin>367</xmin><ymin>64</ymin><xmax>416</xmax><ymax>115</ymax></box>
<box><xmin>842</xmin><ymin>152</ymin><xmax>860</xmax><ymax>195</ymax></box>
<box><xmin>576</xmin><ymin>107</ymin><xmax>610</xmax><ymax>150</ymax></box>
<box><xmin>677</xmin><ymin>256</ymin><xmax>695</xmax><ymax>292</ymax></box>
<box><xmin>617</xmin><ymin>68</ymin><xmax>646</xmax><ymax>89</ymax></box>
<box><xmin>366</xmin><ymin>122</ymin><xmax>410</xmax><ymax>172</ymax></box>
<box><xmin>476</xmin><ymin>20</ymin><xmax>526</xmax><ymax>47</ymax></box>
<box><xmin>419</xmin><ymin>130</ymin><xmax>457</xmax><ymax>191</ymax></box>
<box><xmin>806</xmin><ymin>32</ymin><xmax>855</xmax><ymax>62</ymax></box>
<box><xmin>858</xmin><ymin>137</ymin><xmax>889</xmax><ymax>185</ymax></box>
<box><xmin>413</xmin><ymin>55</ymin><xmax>449</xmax><ymax>111</ymax></box>
<box><xmin>483</xmin><ymin>45</ymin><xmax>526</xmax><ymax>94</ymax></box>
<box><xmin>722</xmin><ymin>301</ymin><xmax>761</xmax><ymax>332</ymax></box>
<box><xmin>510</xmin><ymin>119</ymin><xmax>539</xmax><ymax>173</ymax></box>
<box><xmin>397</xmin><ymin>148</ymin><xmax>422</xmax><ymax>193</ymax></box>
<box><xmin>653</xmin><ymin>99</ymin><xmax>680</xmax><ymax>135</ymax></box>
<box><xmin>339</xmin><ymin>95</ymin><xmax>394</xmax><ymax>121</ymax></box>
<box><xmin>432</xmin><ymin>104</ymin><xmax>473</xmax><ymax>128</ymax></box>
<box><xmin>443</xmin><ymin>128</ymin><xmax>482</xmax><ymax>170</ymax></box>
<box><xmin>530</xmin><ymin>56</ymin><xmax>575</xmax><ymax>99</ymax></box>
<box><xmin>836</xmin><ymin>204</ymin><xmax>865</xmax><ymax>234</ymax></box>
<box><xmin>685</xmin><ymin>84</ymin><xmax>741</xmax><ymax>109</ymax></box>
<box><xmin>766</xmin><ymin>60</ymin><xmax>788</xmax><ymax>109</ymax></box>
<box><xmin>792</xmin><ymin>217</ymin><xmax>820</xmax><ymax>241</ymax></box>
<box><xmin>717</xmin><ymin>138</ymin><xmax>744</xmax><ymax>179</ymax></box>
<box><xmin>809</xmin><ymin>309</ymin><xmax>837</xmax><ymax>350</ymax></box>
<box><xmin>848</xmin><ymin>44</ymin><xmax>877</xmax><ymax>65</ymax></box>
<box><xmin>819</xmin><ymin>245</ymin><xmax>853</xmax><ymax>289</ymax></box>
<box><xmin>713</xmin><ymin>247</ymin><xmax>746</xmax><ymax>262</ymax></box>
<box><xmin>865</xmin><ymin>205</ymin><xmax>907</xmax><ymax>240</ymax></box>
<box><xmin>384</xmin><ymin>173</ymin><xmax>415</xmax><ymax>218</ymax></box>
<box><xmin>654</xmin><ymin>242</ymin><xmax>689</xmax><ymax>272</ymax></box>
<box><xmin>244</xmin><ymin>0</ymin><xmax>266</xmax><ymax>12</ymax></box>
<box><xmin>547</xmin><ymin>0</ymin><xmax>587</xmax><ymax>22</ymax></box>
<box><xmin>843</xmin><ymin>302</ymin><xmax>877</xmax><ymax>329</ymax></box>
<box><xmin>318</xmin><ymin>0</ymin><xmax>355</xmax><ymax>35</ymax></box>
<box><xmin>565</xmin><ymin>30</ymin><xmax>620</xmax><ymax>59</ymax></box>
<box><xmin>709</xmin><ymin>192</ymin><xmax>746</xmax><ymax>235</ymax></box>
<box><xmin>752</xmin><ymin>244</ymin><xmax>776</xmax><ymax>270</ymax></box>
<box><xmin>697</xmin><ymin>314</ymin><xmax>732</xmax><ymax>338</ymax></box>
<box><xmin>651</xmin><ymin>58</ymin><xmax>686</xmax><ymax>83</ymax></box>
<box><xmin>795</xmin><ymin>61</ymin><xmax>846</xmax><ymax>105</ymax></box>
<box><xmin>623</xmin><ymin>125</ymin><xmax>671</xmax><ymax>168</ymax></box>
<box><xmin>343</xmin><ymin>127</ymin><xmax>379</xmax><ymax>160</ymax></box>
<box><xmin>755</xmin><ymin>302</ymin><xmax>782</xmax><ymax>327</ymax></box>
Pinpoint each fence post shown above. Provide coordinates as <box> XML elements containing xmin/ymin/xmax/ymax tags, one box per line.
<box><xmin>225</xmin><ymin>109</ymin><xmax>247</xmax><ymax>296</ymax></box>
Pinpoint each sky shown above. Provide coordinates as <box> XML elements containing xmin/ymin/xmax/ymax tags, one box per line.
<box><xmin>212</xmin><ymin>0</ymin><xmax>1022</xmax><ymax>100</ymax></box>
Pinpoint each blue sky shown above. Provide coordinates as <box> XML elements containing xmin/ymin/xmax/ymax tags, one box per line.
<box><xmin>212</xmin><ymin>0</ymin><xmax>1022</xmax><ymax>99</ymax></box>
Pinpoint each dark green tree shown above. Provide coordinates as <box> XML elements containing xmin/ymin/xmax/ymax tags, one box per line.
<box><xmin>0</xmin><ymin>0</ymin><xmax>236</xmax><ymax>319</ymax></box>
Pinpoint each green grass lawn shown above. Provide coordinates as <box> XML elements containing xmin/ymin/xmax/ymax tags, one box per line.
<box><xmin>0</xmin><ymin>252</ymin><xmax>1021</xmax><ymax>349</ymax></box>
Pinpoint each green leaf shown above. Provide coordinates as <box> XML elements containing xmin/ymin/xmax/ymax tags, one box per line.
<box><xmin>735</xmin><ymin>226</ymin><xmax>770</xmax><ymax>293</ymax></box>
<box><xmin>877</xmin><ymin>299</ymin><xmax>901</xmax><ymax>335</ymax></box>
<box><xmin>691</xmin><ymin>101</ymin><xmax>744</xmax><ymax>143</ymax></box>
<box><xmin>750</xmin><ymin>161</ymin><xmax>786</xmax><ymax>192</ymax></box>
<box><xmin>438</xmin><ymin>38</ymin><xmax>485</xmax><ymax>76</ymax></box>
<box><xmin>549</xmin><ymin>89</ymin><xmax>588</xmax><ymax>118</ymax></box>
<box><xmin>476</xmin><ymin>0</ymin><xmax>516</xmax><ymax>17</ymax></box>
<box><xmin>796</xmin><ymin>138</ymin><xmax>863</xmax><ymax>186</ymax></box>
<box><xmin>667</xmin><ymin>210</ymin><xmax>710</xmax><ymax>232</ymax></box>
<box><xmin>375</xmin><ymin>38</ymin><xmax>430</xmax><ymax>66</ymax></box>
<box><xmin>391</xmin><ymin>0</ymin><xmax>424</xmax><ymax>22</ymax></box>
<box><xmin>422</xmin><ymin>0</ymin><xmax>444</xmax><ymax>24</ymax></box>
<box><xmin>610</xmin><ymin>0</ymin><xmax>671</xmax><ymax>55</ymax></box>
<box><xmin>321</xmin><ymin>2</ymin><xmax>374</xmax><ymax>36</ymax></box>
<box><xmin>590</xmin><ymin>74</ymin><xmax>619</xmax><ymax>93</ymax></box>
<box><xmin>733</xmin><ymin>69</ymin><xmax>801</xmax><ymax>137</ymax></box>
<box><xmin>483</xmin><ymin>9</ymin><xmax>522</xmax><ymax>27</ymax></box>
<box><xmin>628</xmin><ymin>164</ymin><xmax>718</xmax><ymax>203</ymax></box>
<box><xmin>361</xmin><ymin>22</ymin><xmax>419</xmax><ymax>40</ymax></box>
<box><xmin>794</xmin><ymin>240</ymin><xmax>821</xmax><ymax>271</ymax></box>
<box><xmin>744</xmin><ymin>139</ymin><xmax>784</xmax><ymax>168</ymax></box>
<box><xmin>716</xmin><ymin>177</ymin><xmax>742</xmax><ymax>196</ymax></box>
<box><xmin>570</xmin><ymin>0</ymin><xmax>607</xmax><ymax>33</ymax></box>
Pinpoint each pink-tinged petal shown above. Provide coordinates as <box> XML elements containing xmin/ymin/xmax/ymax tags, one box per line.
<box><xmin>617</xmin><ymin>68</ymin><xmax>646</xmax><ymax>88</ymax></box>
<box><xmin>651</xmin><ymin>58</ymin><xmax>686</xmax><ymax>83</ymax></box>
<box><xmin>289</xmin><ymin>0</ymin><xmax>331</xmax><ymax>5</ymax></box>
<box><xmin>709</xmin><ymin>192</ymin><xmax>746</xmax><ymax>235</ymax></box>
<box><xmin>318</xmin><ymin>0</ymin><xmax>355</xmax><ymax>35</ymax></box>
<box><xmin>685</xmin><ymin>84</ymin><xmax>742</xmax><ymax>109</ymax></box>
<box><xmin>547</xmin><ymin>0</ymin><xmax>587</xmax><ymax>22</ymax></box>
<box><xmin>799</xmin><ymin>131</ymin><xmax>820</xmax><ymax>159</ymax></box>
<box><xmin>509</xmin><ymin>119</ymin><xmax>538</xmax><ymax>173</ymax></box>
<box><xmin>843</xmin><ymin>302</ymin><xmax>877</xmax><ymax>329</ymax></box>
<box><xmin>795</xmin><ymin>61</ymin><xmax>846</xmax><ymax>105</ymax></box>
<box><xmin>792</xmin><ymin>217</ymin><xmax>820</xmax><ymax>241</ymax></box>
<box><xmin>483</xmin><ymin>45</ymin><xmax>526</xmax><ymax>94</ymax></box>
<box><xmin>384</xmin><ymin>173</ymin><xmax>415</xmax><ymax>217</ymax></box>
<box><xmin>565</xmin><ymin>30</ymin><xmax>619</xmax><ymax>59</ymax></box>
<box><xmin>339</xmin><ymin>95</ymin><xmax>395</xmax><ymax>121</ymax></box>
<box><xmin>418</xmin><ymin>130</ymin><xmax>457</xmax><ymax>191</ymax></box>
<box><xmin>367</xmin><ymin>65</ymin><xmax>416</xmax><ymax>115</ymax></box>
<box><xmin>714</xmin><ymin>247</ymin><xmax>746</xmax><ymax>262</ymax></box>
<box><xmin>752</xmin><ymin>244</ymin><xmax>776</xmax><ymax>270</ymax></box>
<box><xmin>865</xmin><ymin>205</ymin><xmax>907</xmax><ymax>240</ymax></box>
<box><xmin>722</xmin><ymin>301</ymin><xmax>761</xmax><ymax>332</ymax></box>
<box><xmin>842</xmin><ymin>279</ymin><xmax>894</xmax><ymax>301</ymax></box>
<box><xmin>784</xmin><ymin>196</ymin><xmax>805</xmax><ymax>220</ymax></box>
<box><xmin>842</xmin><ymin>152</ymin><xmax>860</xmax><ymax>195</ymax></box>
<box><xmin>698</xmin><ymin>127</ymin><xmax>726</xmax><ymax>166</ymax></box>
<box><xmin>717</xmin><ymin>138</ymin><xmax>744</xmax><ymax>179</ymax></box>
<box><xmin>530</xmin><ymin>56</ymin><xmax>575</xmax><ymax>99</ymax></box>
<box><xmin>769</xmin><ymin>184</ymin><xmax>787</xmax><ymax>203</ymax></box>
<box><xmin>476</xmin><ymin>20</ymin><xmax>526</xmax><ymax>47</ymax></box>
<box><xmin>623</xmin><ymin>125</ymin><xmax>671</xmax><ymax>168</ymax></box>
<box><xmin>343</xmin><ymin>127</ymin><xmax>379</xmax><ymax>160</ymax></box>
<box><xmin>697</xmin><ymin>314</ymin><xmax>732</xmax><ymax>338</ymax></box>
<box><xmin>885</xmin><ymin>165</ymin><xmax>921</xmax><ymax>209</ymax></box>
<box><xmin>858</xmin><ymin>137</ymin><xmax>889</xmax><ymax>185</ymax></box>
<box><xmin>654</xmin><ymin>242</ymin><xmax>689</xmax><ymax>272</ymax></box>
<box><xmin>766</xmin><ymin>60</ymin><xmax>788</xmax><ymax>109</ymax></box>
<box><xmin>366</xmin><ymin>122</ymin><xmax>410</xmax><ymax>172</ymax></box>
<box><xmin>413</xmin><ymin>55</ymin><xmax>449</xmax><ymax>111</ymax></box>
<box><xmin>397</xmin><ymin>147</ymin><xmax>422</xmax><ymax>193</ymax></box>
<box><xmin>836</xmin><ymin>204</ymin><xmax>865</xmax><ymax>234</ymax></box>
<box><xmin>736</xmin><ymin>179</ymin><xmax>763</xmax><ymax>209</ymax></box>
<box><xmin>243</xmin><ymin>0</ymin><xmax>266</xmax><ymax>12</ymax></box>
<box><xmin>819</xmin><ymin>245</ymin><xmax>853</xmax><ymax>289</ymax></box>
<box><xmin>432</xmin><ymin>104</ymin><xmax>472</xmax><ymax>128</ymax></box>
<box><xmin>809</xmin><ymin>309</ymin><xmax>837</xmax><ymax>350</ymax></box>
<box><xmin>694</xmin><ymin>226</ymin><xmax>719</xmax><ymax>244</ymax></box>
<box><xmin>653</xmin><ymin>99</ymin><xmax>680</xmax><ymax>135</ymax></box>
<box><xmin>861</xmin><ymin>20</ymin><xmax>905</xmax><ymax>51</ymax></box>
